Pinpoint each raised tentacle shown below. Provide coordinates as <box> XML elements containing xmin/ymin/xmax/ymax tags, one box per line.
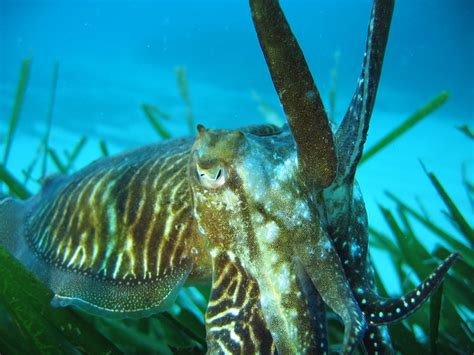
<box><xmin>205</xmin><ymin>252</ymin><xmax>276</xmax><ymax>354</ymax></box>
<box><xmin>324</xmin><ymin>8</ymin><xmax>395</xmax><ymax>342</ymax></box>
<box><xmin>358</xmin><ymin>252</ymin><xmax>459</xmax><ymax>325</ymax></box>
<box><xmin>249</xmin><ymin>0</ymin><xmax>337</xmax><ymax>189</ymax></box>
<box><xmin>335</xmin><ymin>0</ymin><xmax>394</xmax><ymax>183</ymax></box>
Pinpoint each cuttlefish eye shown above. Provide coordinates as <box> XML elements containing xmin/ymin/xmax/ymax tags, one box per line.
<box><xmin>196</xmin><ymin>164</ymin><xmax>228</xmax><ymax>189</ymax></box>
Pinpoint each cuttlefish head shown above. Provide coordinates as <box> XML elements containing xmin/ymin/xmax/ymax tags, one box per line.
<box><xmin>189</xmin><ymin>124</ymin><xmax>330</xmax><ymax>353</ymax></box>
<box><xmin>188</xmin><ymin>124</ymin><xmax>318</xmax><ymax>271</ymax></box>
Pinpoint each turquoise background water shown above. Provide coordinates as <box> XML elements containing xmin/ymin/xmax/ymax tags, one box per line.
<box><xmin>1</xmin><ymin>0</ymin><xmax>473</xmax><ymax>293</ymax></box>
<box><xmin>1</xmin><ymin>1</ymin><xmax>472</xmax><ymax>135</ymax></box>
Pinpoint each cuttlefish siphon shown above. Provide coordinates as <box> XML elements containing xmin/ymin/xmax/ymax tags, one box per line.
<box><xmin>0</xmin><ymin>0</ymin><xmax>458</xmax><ymax>354</ymax></box>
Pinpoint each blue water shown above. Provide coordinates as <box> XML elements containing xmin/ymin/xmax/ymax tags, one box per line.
<box><xmin>1</xmin><ymin>0</ymin><xmax>473</xmax><ymax>134</ymax></box>
<box><xmin>1</xmin><ymin>0</ymin><xmax>473</xmax><ymax>293</ymax></box>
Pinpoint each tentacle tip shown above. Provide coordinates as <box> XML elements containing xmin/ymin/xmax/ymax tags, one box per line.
<box><xmin>447</xmin><ymin>251</ymin><xmax>461</xmax><ymax>265</ymax></box>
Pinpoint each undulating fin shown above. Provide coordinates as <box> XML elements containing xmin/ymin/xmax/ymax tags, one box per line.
<box><xmin>249</xmin><ymin>0</ymin><xmax>337</xmax><ymax>189</ymax></box>
<box><xmin>49</xmin><ymin>260</ymin><xmax>192</xmax><ymax>318</ymax></box>
<box><xmin>206</xmin><ymin>253</ymin><xmax>276</xmax><ymax>354</ymax></box>
<box><xmin>358</xmin><ymin>253</ymin><xmax>459</xmax><ymax>325</ymax></box>
<box><xmin>335</xmin><ymin>0</ymin><xmax>394</xmax><ymax>184</ymax></box>
<box><xmin>0</xmin><ymin>195</ymin><xmax>28</xmax><ymax>256</ymax></box>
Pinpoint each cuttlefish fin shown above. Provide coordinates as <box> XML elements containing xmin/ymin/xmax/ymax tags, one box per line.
<box><xmin>48</xmin><ymin>262</ymin><xmax>192</xmax><ymax>318</ymax></box>
<box><xmin>206</xmin><ymin>252</ymin><xmax>276</xmax><ymax>354</ymax></box>
<box><xmin>335</xmin><ymin>0</ymin><xmax>394</xmax><ymax>184</ymax></box>
<box><xmin>0</xmin><ymin>193</ymin><xmax>193</xmax><ymax>318</ymax></box>
<box><xmin>0</xmin><ymin>195</ymin><xmax>27</xmax><ymax>255</ymax></box>
<box><xmin>250</xmin><ymin>0</ymin><xmax>337</xmax><ymax>189</ymax></box>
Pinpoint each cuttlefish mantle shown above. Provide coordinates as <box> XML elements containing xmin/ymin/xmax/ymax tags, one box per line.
<box><xmin>0</xmin><ymin>0</ymin><xmax>459</xmax><ymax>353</ymax></box>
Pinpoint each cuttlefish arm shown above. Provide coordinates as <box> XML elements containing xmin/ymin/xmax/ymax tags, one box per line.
<box><xmin>295</xmin><ymin>224</ymin><xmax>367</xmax><ymax>355</ymax></box>
<box><xmin>205</xmin><ymin>249</ymin><xmax>329</xmax><ymax>354</ymax></box>
<box><xmin>205</xmin><ymin>252</ymin><xmax>276</xmax><ymax>354</ymax></box>
<box><xmin>335</xmin><ymin>0</ymin><xmax>394</xmax><ymax>184</ymax></box>
<box><xmin>358</xmin><ymin>252</ymin><xmax>460</xmax><ymax>326</ymax></box>
<box><xmin>249</xmin><ymin>0</ymin><xmax>369</xmax><ymax>352</ymax></box>
<box><xmin>206</xmin><ymin>250</ymin><xmax>330</xmax><ymax>354</ymax></box>
<box><xmin>324</xmin><ymin>1</ymin><xmax>396</xmax><ymax>352</ymax></box>
<box><xmin>249</xmin><ymin>0</ymin><xmax>337</xmax><ymax>189</ymax></box>
<box><xmin>325</xmin><ymin>0</ymin><xmax>395</xmax><ymax>234</ymax></box>
<box><xmin>191</xmin><ymin>127</ymin><xmax>360</xmax><ymax>354</ymax></box>
<box><xmin>324</xmin><ymin>1</ymin><xmax>458</xmax><ymax>353</ymax></box>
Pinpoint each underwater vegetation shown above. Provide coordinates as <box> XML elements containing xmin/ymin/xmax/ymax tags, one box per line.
<box><xmin>0</xmin><ymin>0</ymin><xmax>472</xmax><ymax>354</ymax></box>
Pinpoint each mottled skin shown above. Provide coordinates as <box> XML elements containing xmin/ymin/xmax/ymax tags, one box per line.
<box><xmin>188</xmin><ymin>124</ymin><xmax>458</xmax><ymax>354</ymax></box>
<box><xmin>248</xmin><ymin>0</ymin><xmax>459</xmax><ymax>353</ymax></box>
<box><xmin>0</xmin><ymin>139</ymin><xmax>211</xmax><ymax>317</ymax></box>
<box><xmin>191</xmin><ymin>0</ymin><xmax>458</xmax><ymax>353</ymax></box>
<box><xmin>190</xmin><ymin>126</ymin><xmax>367</xmax><ymax>354</ymax></box>
<box><xmin>0</xmin><ymin>0</ymin><xmax>459</xmax><ymax>354</ymax></box>
<box><xmin>322</xmin><ymin>0</ymin><xmax>397</xmax><ymax>351</ymax></box>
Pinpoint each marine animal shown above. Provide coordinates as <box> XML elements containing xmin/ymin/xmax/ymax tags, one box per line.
<box><xmin>0</xmin><ymin>0</ymin><xmax>459</xmax><ymax>354</ymax></box>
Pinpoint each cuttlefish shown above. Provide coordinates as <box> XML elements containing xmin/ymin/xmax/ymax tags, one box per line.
<box><xmin>0</xmin><ymin>0</ymin><xmax>458</xmax><ymax>354</ymax></box>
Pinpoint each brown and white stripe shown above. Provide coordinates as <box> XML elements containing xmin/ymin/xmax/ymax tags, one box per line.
<box><xmin>25</xmin><ymin>138</ymin><xmax>208</xmax><ymax>284</ymax></box>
